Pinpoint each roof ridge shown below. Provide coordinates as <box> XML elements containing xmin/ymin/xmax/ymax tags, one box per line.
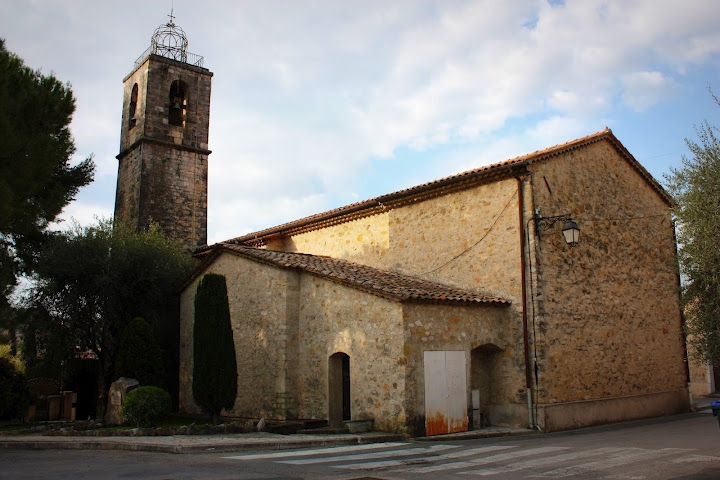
<box><xmin>208</xmin><ymin>128</ymin><xmax>671</xmax><ymax>249</ymax></box>
<box><xmin>220</xmin><ymin>130</ymin><xmax>614</xmax><ymax>246</ymax></box>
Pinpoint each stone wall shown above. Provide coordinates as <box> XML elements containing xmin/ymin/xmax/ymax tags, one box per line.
<box><xmin>287</xmin><ymin>213</ymin><xmax>391</xmax><ymax>266</ymax></box>
<box><xmin>528</xmin><ymin>141</ymin><xmax>688</xmax><ymax>410</ymax></box>
<box><xmin>295</xmin><ymin>275</ymin><xmax>408</xmax><ymax>433</ymax></box>
<box><xmin>115</xmin><ymin>55</ymin><xmax>212</xmax><ymax>251</ymax></box>
<box><xmin>179</xmin><ymin>252</ymin><xmax>290</xmax><ymax>418</ymax></box>
<box><xmin>280</xmin><ymin>175</ymin><xmax>531</xmax><ymax>428</ymax></box>
<box><xmin>180</xmin><ymin>252</ymin><xmax>411</xmax><ymax>430</ymax></box>
<box><xmin>687</xmin><ymin>344</ymin><xmax>715</xmax><ymax>397</ymax></box>
<box><xmin>113</xmin><ymin>147</ymin><xmax>142</xmax><ymax>231</ymax></box>
<box><xmin>401</xmin><ymin>303</ymin><xmax>522</xmax><ymax>433</ymax></box>
<box><xmin>288</xmin><ymin>179</ymin><xmax>523</xmax><ymax>302</ymax></box>
<box><xmin>120</xmin><ymin>55</ymin><xmax>212</xmax><ymax>152</ymax></box>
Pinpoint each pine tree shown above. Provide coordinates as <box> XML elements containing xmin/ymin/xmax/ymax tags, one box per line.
<box><xmin>0</xmin><ymin>39</ymin><xmax>95</xmax><ymax>309</ymax></box>
<box><xmin>192</xmin><ymin>274</ymin><xmax>237</xmax><ymax>424</ymax></box>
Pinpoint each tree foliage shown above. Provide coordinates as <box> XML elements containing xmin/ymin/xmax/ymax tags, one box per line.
<box><xmin>0</xmin><ymin>356</ymin><xmax>31</xmax><ymax>420</ymax></box>
<box><xmin>193</xmin><ymin>274</ymin><xmax>237</xmax><ymax>424</ymax></box>
<box><xmin>0</xmin><ymin>38</ymin><xmax>95</xmax><ymax>309</ymax></box>
<box><xmin>114</xmin><ymin>317</ymin><xmax>165</xmax><ymax>388</ymax></box>
<box><xmin>665</xmin><ymin>90</ymin><xmax>720</xmax><ymax>363</ymax></box>
<box><xmin>22</xmin><ymin>219</ymin><xmax>194</xmax><ymax>404</ymax></box>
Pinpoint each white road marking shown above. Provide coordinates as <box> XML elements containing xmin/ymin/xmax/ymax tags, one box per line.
<box><xmin>278</xmin><ymin>444</ymin><xmax>459</xmax><ymax>465</ymax></box>
<box><xmin>405</xmin><ymin>446</ymin><xmax>569</xmax><ymax>473</ymax></box>
<box><xmin>458</xmin><ymin>447</ymin><xmax>627</xmax><ymax>476</ymax></box>
<box><xmin>671</xmin><ymin>454</ymin><xmax>720</xmax><ymax>463</ymax></box>
<box><xmin>338</xmin><ymin>445</ymin><xmax>517</xmax><ymax>470</ymax></box>
<box><xmin>531</xmin><ymin>448</ymin><xmax>690</xmax><ymax>478</ymax></box>
<box><xmin>222</xmin><ymin>441</ymin><xmax>410</xmax><ymax>460</ymax></box>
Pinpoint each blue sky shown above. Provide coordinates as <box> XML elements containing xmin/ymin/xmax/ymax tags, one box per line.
<box><xmin>1</xmin><ymin>0</ymin><xmax>719</xmax><ymax>244</ymax></box>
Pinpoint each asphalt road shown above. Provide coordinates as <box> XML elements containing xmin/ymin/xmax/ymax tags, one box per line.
<box><xmin>1</xmin><ymin>410</ymin><xmax>719</xmax><ymax>479</ymax></box>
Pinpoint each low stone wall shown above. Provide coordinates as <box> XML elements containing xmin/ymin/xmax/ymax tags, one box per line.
<box><xmin>538</xmin><ymin>389</ymin><xmax>691</xmax><ymax>432</ymax></box>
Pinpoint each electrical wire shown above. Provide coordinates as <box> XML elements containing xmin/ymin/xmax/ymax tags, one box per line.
<box><xmin>418</xmin><ymin>187</ymin><xmax>519</xmax><ymax>275</ymax></box>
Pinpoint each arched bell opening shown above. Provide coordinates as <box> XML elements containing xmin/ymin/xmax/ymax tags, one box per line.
<box><xmin>168</xmin><ymin>80</ymin><xmax>187</xmax><ymax>127</ymax></box>
<box><xmin>128</xmin><ymin>83</ymin><xmax>139</xmax><ymax>129</ymax></box>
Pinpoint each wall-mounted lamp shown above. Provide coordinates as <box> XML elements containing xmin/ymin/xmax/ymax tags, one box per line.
<box><xmin>535</xmin><ymin>212</ymin><xmax>580</xmax><ymax>247</ymax></box>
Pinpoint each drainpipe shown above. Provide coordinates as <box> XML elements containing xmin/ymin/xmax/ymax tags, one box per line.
<box><xmin>515</xmin><ymin>173</ymin><xmax>534</xmax><ymax>429</ymax></box>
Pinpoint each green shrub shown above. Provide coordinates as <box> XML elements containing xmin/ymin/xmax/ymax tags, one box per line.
<box><xmin>123</xmin><ymin>386</ymin><xmax>171</xmax><ymax>427</ymax></box>
<box><xmin>114</xmin><ymin>317</ymin><xmax>165</xmax><ymax>388</ymax></box>
<box><xmin>0</xmin><ymin>357</ymin><xmax>31</xmax><ymax>420</ymax></box>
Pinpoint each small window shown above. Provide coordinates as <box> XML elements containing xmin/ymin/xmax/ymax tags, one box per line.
<box><xmin>169</xmin><ymin>80</ymin><xmax>187</xmax><ymax>127</ymax></box>
<box><xmin>128</xmin><ymin>84</ymin><xmax>139</xmax><ymax>129</ymax></box>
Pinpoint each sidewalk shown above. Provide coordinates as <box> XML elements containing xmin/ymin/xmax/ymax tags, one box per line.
<box><xmin>1</xmin><ymin>396</ymin><xmax>714</xmax><ymax>454</ymax></box>
<box><xmin>692</xmin><ymin>394</ymin><xmax>719</xmax><ymax>412</ymax></box>
<box><xmin>0</xmin><ymin>424</ymin><xmax>539</xmax><ymax>454</ymax></box>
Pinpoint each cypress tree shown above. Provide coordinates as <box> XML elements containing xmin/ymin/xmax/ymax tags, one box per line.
<box><xmin>192</xmin><ymin>274</ymin><xmax>237</xmax><ymax>424</ymax></box>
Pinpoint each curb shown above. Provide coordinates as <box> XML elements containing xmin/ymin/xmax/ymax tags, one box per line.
<box><xmin>415</xmin><ymin>428</ymin><xmax>538</xmax><ymax>442</ymax></box>
<box><xmin>0</xmin><ymin>433</ymin><xmax>406</xmax><ymax>454</ymax></box>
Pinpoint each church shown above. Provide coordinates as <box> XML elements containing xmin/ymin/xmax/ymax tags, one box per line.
<box><xmin>116</xmin><ymin>18</ymin><xmax>692</xmax><ymax>436</ymax></box>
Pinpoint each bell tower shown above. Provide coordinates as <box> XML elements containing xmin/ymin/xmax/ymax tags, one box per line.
<box><xmin>114</xmin><ymin>14</ymin><xmax>212</xmax><ymax>251</ymax></box>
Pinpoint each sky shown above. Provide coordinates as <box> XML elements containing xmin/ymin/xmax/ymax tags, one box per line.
<box><xmin>1</xmin><ymin>0</ymin><xmax>719</xmax><ymax>245</ymax></box>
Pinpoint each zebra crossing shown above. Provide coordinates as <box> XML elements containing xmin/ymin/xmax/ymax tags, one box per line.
<box><xmin>223</xmin><ymin>441</ymin><xmax>719</xmax><ymax>478</ymax></box>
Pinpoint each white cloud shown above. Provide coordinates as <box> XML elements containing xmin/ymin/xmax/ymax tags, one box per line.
<box><xmin>621</xmin><ymin>71</ymin><xmax>678</xmax><ymax>112</ymax></box>
<box><xmin>2</xmin><ymin>0</ymin><xmax>719</xmax><ymax>244</ymax></box>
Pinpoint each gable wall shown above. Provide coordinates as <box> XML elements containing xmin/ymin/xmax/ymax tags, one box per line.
<box><xmin>286</xmin><ymin>178</ymin><xmax>522</xmax><ymax>302</ymax></box>
<box><xmin>528</xmin><ymin>141</ymin><xmax>687</xmax><ymax>408</ymax></box>
<box><xmin>295</xmin><ymin>275</ymin><xmax>408</xmax><ymax>432</ymax></box>
<box><xmin>179</xmin><ymin>252</ymin><xmax>292</xmax><ymax>418</ymax></box>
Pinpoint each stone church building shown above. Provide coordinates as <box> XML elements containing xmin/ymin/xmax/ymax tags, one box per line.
<box><xmin>117</xmin><ymin>19</ymin><xmax>691</xmax><ymax>436</ymax></box>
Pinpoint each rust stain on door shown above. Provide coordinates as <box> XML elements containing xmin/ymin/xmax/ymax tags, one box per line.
<box><xmin>425</xmin><ymin>412</ymin><xmax>448</xmax><ymax>436</ymax></box>
<box><xmin>448</xmin><ymin>415</ymin><xmax>468</xmax><ymax>434</ymax></box>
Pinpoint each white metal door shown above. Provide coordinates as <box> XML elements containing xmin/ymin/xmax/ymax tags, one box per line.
<box><xmin>424</xmin><ymin>350</ymin><xmax>468</xmax><ymax>435</ymax></box>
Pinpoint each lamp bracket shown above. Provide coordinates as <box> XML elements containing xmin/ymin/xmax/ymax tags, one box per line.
<box><xmin>534</xmin><ymin>212</ymin><xmax>572</xmax><ymax>234</ymax></box>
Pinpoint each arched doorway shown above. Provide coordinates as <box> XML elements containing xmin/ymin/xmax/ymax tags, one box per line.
<box><xmin>328</xmin><ymin>352</ymin><xmax>350</xmax><ymax>427</ymax></box>
<box><xmin>470</xmin><ymin>343</ymin><xmax>503</xmax><ymax>428</ymax></box>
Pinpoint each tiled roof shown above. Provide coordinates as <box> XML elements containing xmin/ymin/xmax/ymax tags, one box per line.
<box><xmin>196</xmin><ymin>244</ymin><xmax>510</xmax><ymax>306</ymax></box>
<box><xmin>214</xmin><ymin>128</ymin><xmax>672</xmax><ymax>249</ymax></box>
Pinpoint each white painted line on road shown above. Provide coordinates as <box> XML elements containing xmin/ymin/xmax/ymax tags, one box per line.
<box><xmin>405</xmin><ymin>446</ymin><xmax>569</xmax><ymax>473</ymax></box>
<box><xmin>278</xmin><ymin>444</ymin><xmax>458</xmax><ymax>465</ymax></box>
<box><xmin>338</xmin><ymin>445</ymin><xmax>517</xmax><ymax>470</ymax></box>
<box><xmin>458</xmin><ymin>447</ymin><xmax>626</xmax><ymax>476</ymax></box>
<box><xmin>671</xmin><ymin>454</ymin><xmax>720</xmax><ymax>463</ymax></box>
<box><xmin>531</xmin><ymin>448</ymin><xmax>690</xmax><ymax>478</ymax></box>
<box><xmin>222</xmin><ymin>441</ymin><xmax>410</xmax><ymax>460</ymax></box>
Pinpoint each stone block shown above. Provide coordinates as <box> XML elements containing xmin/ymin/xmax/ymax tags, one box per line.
<box><xmin>104</xmin><ymin>377</ymin><xmax>139</xmax><ymax>425</ymax></box>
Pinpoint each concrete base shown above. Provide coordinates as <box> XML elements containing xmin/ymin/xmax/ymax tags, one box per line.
<box><xmin>537</xmin><ymin>389</ymin><xmax>691</xmax><ymax>432</ymax></box>
<box><xmin>487</xmin><ymin>403</ymin><xmax>530</xmax><ymax>429</ymax></box>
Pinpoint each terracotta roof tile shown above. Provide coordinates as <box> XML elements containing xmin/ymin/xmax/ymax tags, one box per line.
<box><xmin>217</xmin><ymin>244</ymin><xmax>510</xmax><ymax>306</ymax></box>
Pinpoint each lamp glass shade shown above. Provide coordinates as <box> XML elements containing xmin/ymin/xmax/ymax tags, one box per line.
<box><xmin>561</xmin><ymin>219</ymin><xmax>580</xmax><ymax>246</ymax></box>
